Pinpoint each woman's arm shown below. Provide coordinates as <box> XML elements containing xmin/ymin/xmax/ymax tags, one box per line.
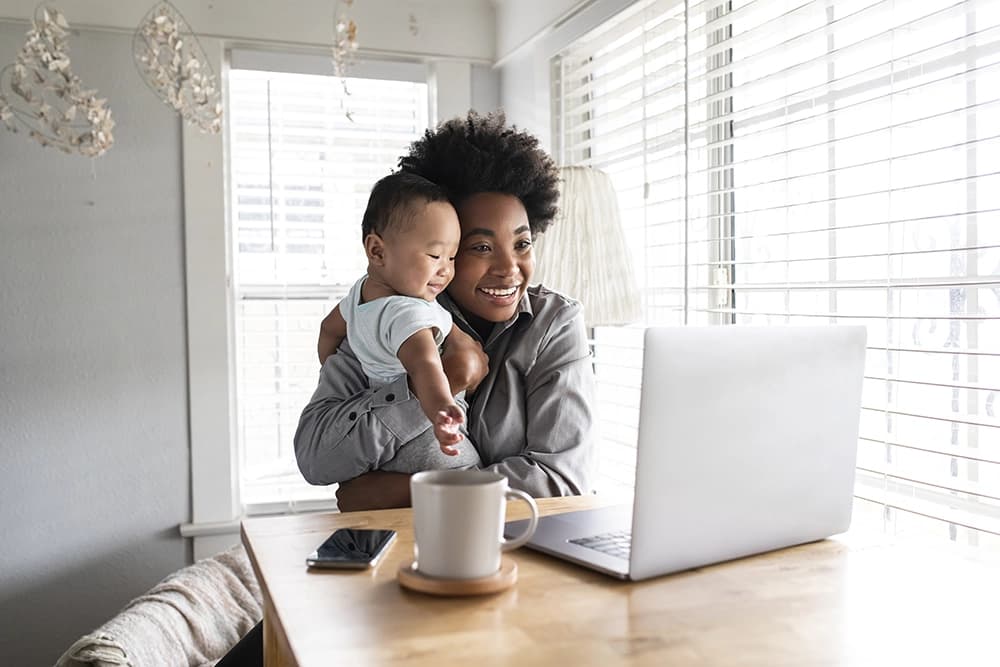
<box><xmin>294</xmin><ymin>340</ymin><xmax>431</xmax><ymax>485</ymax></box>
<box><xmin>335</xmin><ymin>471</ymin><xmax>412</xmax><ymax>511</ymax></box>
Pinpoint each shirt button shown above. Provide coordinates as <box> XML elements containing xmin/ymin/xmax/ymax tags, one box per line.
<box><xmin>348</xmin><ymin>412</ymin><xmax>357</xmax><ymax>420</ymax></box>
<box><xmin>385</xmin><ymin>393</ymin><xmax>395</xmax><ymax>402</ymax></box>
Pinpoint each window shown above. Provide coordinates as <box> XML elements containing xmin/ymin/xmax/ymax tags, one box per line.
<box><xmin>228</xmin><ymin>66</ymin><xmax>429</xmax><ymax>511</ymax></box>
<box><xmin>556</xmin><ymin>0</ymin><xmax>1000</xmax><ymax>546</ymax></box>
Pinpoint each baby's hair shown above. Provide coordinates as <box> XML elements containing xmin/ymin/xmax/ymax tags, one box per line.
<box><xmin>398</xmin><ymin>111</ymin><xmax>560</xmax><ymax>236</ymax></box>
<box><xmin>361</xmin><ymin>171</ymin><xmax>451</xmax><ymax>239</ymax></box>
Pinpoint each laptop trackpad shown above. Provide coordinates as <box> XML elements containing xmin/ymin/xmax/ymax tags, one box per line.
<box><xmin>505</xmin><ymin>504</ymin><xmax>633</xmax><ymax>578</ymax></box>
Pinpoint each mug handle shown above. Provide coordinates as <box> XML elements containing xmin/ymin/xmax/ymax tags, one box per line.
<box><xmin>500</xmin><ymin>489</ymin><xmax>539</xmax><ymax>551</ymax></box>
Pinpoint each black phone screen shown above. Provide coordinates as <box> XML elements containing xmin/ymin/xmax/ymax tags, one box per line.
<box><xmin>307</xmin><ymin>528</ymin><xmax>397</xmax><ymax>568</ymax></box>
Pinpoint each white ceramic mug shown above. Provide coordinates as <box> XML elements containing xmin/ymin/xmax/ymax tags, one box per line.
<box><xmin>410</xmin><ymin>469</ymin><xmax>539</xmax><ymax>579</ymax></box>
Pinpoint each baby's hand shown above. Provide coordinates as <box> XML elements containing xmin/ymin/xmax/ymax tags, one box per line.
<box><xmin>434</xmin><ymin>405</ymin><xmax>465</xmax><ymax>456</ymax></box>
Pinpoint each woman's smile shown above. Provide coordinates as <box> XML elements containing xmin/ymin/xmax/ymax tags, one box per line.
<box><xmin>477</xmin><ymin>284</ymin><xmax>521</xmax><ymax>303</ymax></box>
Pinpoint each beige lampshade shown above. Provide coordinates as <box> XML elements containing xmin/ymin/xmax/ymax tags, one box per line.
<box><xmin>533</xmin><ymin>166</ymin><xmax>642</xmax><ymax>327</ymax></box>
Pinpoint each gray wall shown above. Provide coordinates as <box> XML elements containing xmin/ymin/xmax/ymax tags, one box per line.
<box><xmin>0</xmin><ymin>23</ymin><xmax>191</xmax><ymax>666</ymax></box>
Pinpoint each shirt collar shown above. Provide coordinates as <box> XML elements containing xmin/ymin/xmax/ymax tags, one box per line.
<box><xmin>438</xmin><ymin>290</ymin><xmax>534</xmax><ymax>345</ymax></box>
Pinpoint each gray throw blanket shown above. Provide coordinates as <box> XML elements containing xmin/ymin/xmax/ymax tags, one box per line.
<box><xmin>54</xmin><ymin>544</ymin><xmax>262</xmax><ymax>667</ymax></box>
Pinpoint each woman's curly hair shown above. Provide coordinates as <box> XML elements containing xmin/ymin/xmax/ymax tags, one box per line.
<box><xmin>398</xmin><ymin>111</ymin><xmax>560</xmax><ymax>236</ymax></box>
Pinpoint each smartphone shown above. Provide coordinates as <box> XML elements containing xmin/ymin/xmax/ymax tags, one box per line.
<box><xmin>306</xmin><ymin>528</ymin><xmax>397</xmax><ymax>569</ymax></box>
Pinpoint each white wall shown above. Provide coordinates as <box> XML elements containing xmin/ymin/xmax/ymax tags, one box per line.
<box><xmin>0</xmin><ymin>2</ymin><xmax>499</xmax><ymax>664</ymax></box>
<box><xmin>499</xmin><ymin>48</ymin><xmax>556</xmax><ymax>152</ymax></box>
<box><xmin>494</xmin><ymin>0</ymin><xmax>583</xmax><ymax>64</ymax></box>
<box><xmin>495</xmin><ymin>0</ymin><xmax>639</xmax><ymax>153</ymax></box>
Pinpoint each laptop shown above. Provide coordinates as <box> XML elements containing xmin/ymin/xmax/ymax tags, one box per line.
<box><xmin>505</xmin><ymin>325</ymin><xmax>867</xmax><ymax>581</ymax></box>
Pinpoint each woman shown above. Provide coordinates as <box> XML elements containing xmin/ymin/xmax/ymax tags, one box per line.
<box><xmin>218</xmin><ymin>110</ymin><xmax>596</xmax><ymax>667</ymax></box>
<box><xmin>294</xmin><ymin>110</ymin><xmax>597</xmax><ymax>511</ymax></box>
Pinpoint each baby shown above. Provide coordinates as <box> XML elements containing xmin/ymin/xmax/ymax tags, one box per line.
<box><xmin>318</xmin><ymin>171</ymin><xmax>481</xmax><ymax>471</ymax></box>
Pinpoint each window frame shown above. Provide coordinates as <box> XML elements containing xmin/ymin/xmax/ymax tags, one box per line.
<box><xmin>227</xmin><ymin>65</ymin><xmax>432</xmax><ymax>512</ymax></box>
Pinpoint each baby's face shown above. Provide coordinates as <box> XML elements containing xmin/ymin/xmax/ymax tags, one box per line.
<box><xmin>379</xmin><ymin>200</ymin><xmax>461</xmax><ymax>301</ymax></box>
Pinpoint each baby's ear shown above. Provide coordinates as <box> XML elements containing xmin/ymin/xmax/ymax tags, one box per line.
<box><xmin>364</xmin><ymin>233</ymin><xmax>385</xmax><ymax>265</ymax></box>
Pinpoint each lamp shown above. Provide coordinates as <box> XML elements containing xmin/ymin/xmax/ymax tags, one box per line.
<box><xmin>533</xmin><ymin>166</ymin><xmax>642</xmax><ymax>327</ymax></box>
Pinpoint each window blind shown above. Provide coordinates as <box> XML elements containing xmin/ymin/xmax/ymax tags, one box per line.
<box><xmin>556</xmin><ymin>0</ymin><xmax>1000</xmax><ymax>545</ymax></box>
<box><xmin>228</xmin><ymin>67</ymin><xmax>429</xmax><ymax>511</ymax></box>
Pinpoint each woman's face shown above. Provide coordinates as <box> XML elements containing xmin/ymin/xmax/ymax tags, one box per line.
<box><xmin>448</xmin><ymin>192</ymin><xmax>534</xmax><ymax>323</ymax></box>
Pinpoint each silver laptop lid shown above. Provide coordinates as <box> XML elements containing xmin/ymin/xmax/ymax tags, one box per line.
<box><xmin>628</xmin><ymin>326</ymin><xmax>866</xmax><ymax>580</ymax></box>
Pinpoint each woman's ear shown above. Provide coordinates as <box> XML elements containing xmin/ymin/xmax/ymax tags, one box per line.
<box><xmin>364</xmin><ymin>233</ymin><xmax>386</xmax><ymax>265</ymax></box>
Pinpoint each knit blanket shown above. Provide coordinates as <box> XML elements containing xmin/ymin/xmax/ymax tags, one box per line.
<box><xmin>54</xmin><ymin>544</ymin><xmax>263</xmax><ymax>667</ymax></box>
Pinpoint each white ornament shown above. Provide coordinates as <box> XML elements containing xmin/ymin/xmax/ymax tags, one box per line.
<box><xmin>0</xmin><ymin>7</ymin><xmax>115</xmax><ymax>157</ymax></box>
<box><xmin>133</xmin><ymin>1</ymin><xmax>222</xmax><ymax>134</ymax></box>
<box><xmin>332</xmin><ymin>0</ymin><xmax>358</xmax><ymax>79</ymax></box>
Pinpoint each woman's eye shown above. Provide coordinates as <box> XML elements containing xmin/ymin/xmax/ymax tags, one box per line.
<box><xmin>470</xmin><ymin>244</ymin><xmax>490</xmax><ymax>253</ymax></box>
<box><xmin>516</xmin><ymin>239</ymin><xmax>533</xmax><ymax>251</ymax></box>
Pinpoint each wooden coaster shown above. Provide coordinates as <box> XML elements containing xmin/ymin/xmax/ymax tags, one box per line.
<box><xmin>397</xmin><ymin>558</ymin><xmax>517</xmax><ymax>597</ymax></box>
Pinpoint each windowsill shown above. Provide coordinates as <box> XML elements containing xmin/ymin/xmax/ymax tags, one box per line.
<box><xmin>179</xmin><ymin>496</ymin><xmax>341</xmax><ymax>539</ymax></box>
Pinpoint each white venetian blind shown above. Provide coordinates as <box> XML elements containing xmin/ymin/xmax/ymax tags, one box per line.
<box><xmin>228</xmin><ymin>64</ymin><xmax>428</xmax><ymax>511</ymax></box>
<box><xmin>556</xmin><ymin>0</ymin><xmax>1000</xmax><ymax>546</ymax></box>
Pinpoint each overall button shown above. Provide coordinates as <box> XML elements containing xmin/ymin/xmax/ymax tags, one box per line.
<box><xmin>385</xmin><ymin>393</ymin><xmax>395</xmax><ymax>402</ymax></box>
<box><xmin>348</xmin><ymin>412</ymin><xmax>357</xmax><ymax>420</ymax></box>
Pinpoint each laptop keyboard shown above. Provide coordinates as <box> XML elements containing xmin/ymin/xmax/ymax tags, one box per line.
<box><xmin>569</xmin><ymin>529</ymin><xmax>632</xmax><ymax>560</ymax></box>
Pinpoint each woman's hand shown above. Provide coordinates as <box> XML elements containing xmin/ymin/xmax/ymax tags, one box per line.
<box><xmin>441</xmin><ymin>326</ymin><xmax>489</xmax><ymax>395</ymax></box>
<box><xmin>336</xmin><ymin>471</ymin><xmax>412</xmax><ymax>512</ymax></box>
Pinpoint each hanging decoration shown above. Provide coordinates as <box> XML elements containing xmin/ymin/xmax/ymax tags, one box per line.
<box><xmin>332</xmin><ymin>0</ymin><xmax>358</xmax><ymax>122</ymax></box>
<box><xmin>0</xmin><ymin>7</ymin><xmax>115</xmax><ymax>157</ymax></box>
<box><xmin>332</xmin><ymin>0</ymin><xmax>359</xmax><ymax>79</ymax></box>
<box><xmin>133</xmin><ymin>1</ymin><xmax>222</xmax><ymax>134</ymax></box>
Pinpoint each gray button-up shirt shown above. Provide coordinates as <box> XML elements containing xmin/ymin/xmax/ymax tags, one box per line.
<box><xmin>294</xmin><ymin>285</ymin><xmax>597</xmax><ymax>497</ymax></box>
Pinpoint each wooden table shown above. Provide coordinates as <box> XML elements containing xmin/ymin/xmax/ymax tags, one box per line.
<box><xmin>241</xmin><ymin>496</ymin><xmax>1000</xmax><ymax>666</ymax></box>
